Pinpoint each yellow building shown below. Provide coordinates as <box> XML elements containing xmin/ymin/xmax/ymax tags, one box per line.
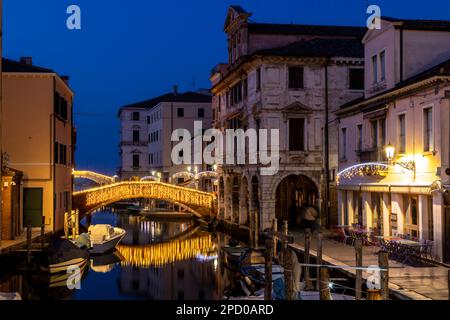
<box><xmin>1</xmin><ymin>57</ymin><xmax>74</xmax><ymax>233</ymax></box>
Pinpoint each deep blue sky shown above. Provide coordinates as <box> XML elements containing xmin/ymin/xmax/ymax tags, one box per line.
<box><xmin>4</xmin><ymin>0</ymin><xmax>450</xmax><ymax>175</ymax></box>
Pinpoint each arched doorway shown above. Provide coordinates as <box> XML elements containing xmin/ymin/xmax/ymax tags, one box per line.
<box><xmin>275</xmin><ymin>175</ymin><xmax>318</xmax><ymax>227</ymax></box>
<box><xmin>240</xmin><ymin>177</ymin><xmax>249</xmax><ymax>225</ymax></box>
<box><xmin>232</xmin><ymin>177</ymin><xmax>240</xmax><ymax>223</ymax></box>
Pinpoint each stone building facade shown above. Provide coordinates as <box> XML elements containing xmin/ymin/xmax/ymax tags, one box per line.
<box><xmin>118</xmin><ymin>89</ymin><xmax>212</xmax><ymax>182</ymax></box>
<box><xmin>210</xmin><ymin>6</ymin><xmax>366</xmax><ymax>232</ymax></box>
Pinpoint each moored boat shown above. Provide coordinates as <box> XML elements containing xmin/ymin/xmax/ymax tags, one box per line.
<box><xmin>88</xmin><ymin>224</ymin><xmax>126</xmax><ymax>254</ymax></box>
<box><xmin>40</xmin><ymin>238</ymin><xmax>89</xmax><ymax>274</ymax></box>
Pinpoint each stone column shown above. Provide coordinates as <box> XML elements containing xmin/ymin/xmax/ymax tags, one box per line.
<box><xmin>361</xmin><ymin>192</ymin><xmax>372</xmax><ymax>228</ymax></box>
<box><xmin>432</xmin><ymin>192</ymin><xmax>443</xmax><ymax>261</ymax></box>
<box><xmin>382</xmin><ymin>193</ymin><xmax>390</xmax><ymax>236</ymax></box>
<box><xmin>347</xmin><ymin>190</ymin><xmax>354</xmax><ymax>225</ymax></box>
<box><xmin>418</xmin><ymin>194</ymin><xmax>428</xmax><ymax>241</ymax></box>
<box><xmin>337</xmin><ymin>190</ymin><xmax>344</xmax><ymax>225</ymax></box>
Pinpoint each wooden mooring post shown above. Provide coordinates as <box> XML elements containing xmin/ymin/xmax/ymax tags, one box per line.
<box><xmin>264</xmin><ymin>238</ymin><xmax>273</xmax><ymax>300</ymax></box>
<box><xmin>355</xmin><ymin>238</ymin><xmax>363</xmax><ymax>300</ymax></box>
<box><xmin>316</xmin><ymin>231</ymin><xmax>323</xmax><ymax>291</ymax></box>
<box><xmin>272</xmin><ymin>218</ymin><xmax>278</xmax><ymax>257</ymax></box>
<box><xmin>283</xmin><ymin>240</ymin><xmax>296</xmax><ymax>300</ymax></box>
<box><xmin>378</xmin><ymin>250</ymin><xmax>389</xmax><ymax>300</ymax></box>
<box><xmin>319</xmin><ymin>267</ymin><xmax>331</xmax><ymax>300</ymax></box>
<box><xmin>304</xmin><ymin>228</ymin><xmax>314</xmax><ymax>290</ymax></box>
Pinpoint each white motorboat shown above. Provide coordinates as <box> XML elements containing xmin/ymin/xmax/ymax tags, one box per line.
<box><xmin>88</xmin><ymin>224</ymin><xmax>126</xmax><ymax>254</ymax></box>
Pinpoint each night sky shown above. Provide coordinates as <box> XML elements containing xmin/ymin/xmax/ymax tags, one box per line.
<box><xmin>3</xmin><ymin>0</ymin><xmax>450</xmax><ymax>174</ymax></box>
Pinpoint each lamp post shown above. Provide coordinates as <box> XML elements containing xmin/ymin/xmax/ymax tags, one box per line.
<box><xmin>385</xmin><ymin>143</ymin><xmax>395</xmax><ymax>163</ymax></box>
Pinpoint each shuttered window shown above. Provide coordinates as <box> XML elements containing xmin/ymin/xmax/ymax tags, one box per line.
<box><xmin>289</xmin><ymin>118</ymin><xmax>305</xmax><ymax>151</ymax></box>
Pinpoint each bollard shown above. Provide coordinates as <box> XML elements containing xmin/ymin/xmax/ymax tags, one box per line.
<box><xmin>319</xmin><ymin>267</ymin><xmax>332</xmax><ymax>300</ymax></box>
<box><xmin>316</xmin><ymin>231</ymin><xmax>323</xmax><ymax>291</ymax></box>
<box><xmin>355</xmin><ymin>238</ymin><xmax>363</xmax><ymax>300</ymax></box>
<box><xmin>304</xmin><ymin>229</ymin><xmax>314</xmax><ymax>290</ymax></box>
<box><xmin>264</xmin><ymin>238</ymin><xmax>273</xmax><ymax>300</ymax></box>
<box><xmin>378</xmin><ymin>250</ymin><xmax>389</xmax><ymax>300</ymax></box>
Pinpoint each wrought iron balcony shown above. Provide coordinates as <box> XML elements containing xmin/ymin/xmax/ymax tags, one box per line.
<box><xmin>357</xmin><ymin>147</ymin><xmax>387</xmax><ymax>163</ymax></box>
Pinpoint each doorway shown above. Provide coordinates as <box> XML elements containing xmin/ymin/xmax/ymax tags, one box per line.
<box><xmin>23</xmin><ymin>188</ymin><xmax>43</xmax><ymax>227</ymax></box>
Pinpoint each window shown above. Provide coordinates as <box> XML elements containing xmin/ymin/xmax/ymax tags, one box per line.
<box><xmin>243</xmin><ymin>78</ymin><xmax>248</xmax><ymax>98</ymax></box>
<box><xmin>59</xmin><ymin>144</ymin><xmax>67</xmax><ymax>165</ymax></box>
<box><xmin>177</xmin><ymin>108</ymin><xmax>184</xmax><ymax>117</ymax></box>
<box><xmin>423</xmin><ymin>107</ymin><xmax>433</xmax><ymax>152</ymax></box>
<box><xmin>156</xmin><ymin>130</ymin><xmax>159</xmax><ymax>141</ymax></box>
<box><xmin>357</xmin><ymin>124</ymin><xmax>363</xmax><ymax>151</ymax></box>
<box><xmin>256</xmin><ymin>68</ymin><xmax>261</xmax><ymax>91</ymax></box>
<box><xmin>372</xmin><ymin>55</ymin><xmax>378</xmax><ymax>84</ymax></box>
<box><xmin>132</xmin><ymin>112</ymin><xmax>140</xmax><ymax>121</ymax></box>
<box><xmin>341</xmin><ymin>128</ymin><xmax>347</xmax><ymax>160</ymax></box>
<box><xmin>398</xmin><ymin>114</ymin><xmax>406</xmax><ymax>153</ymax></box>
<box><xmin>349</xmin><ymin>68</ymin><xmax>364</xmax><ymax>90</ymax></box>
<box><xmin>147</xmin><ymin>116</ymin><xmax>150</xmax><ymax>124</ymax></box>
<box><xmin>380</xmin><ymin>118</ymin><xmax>386</xmax><ymax>147</ymax></box>
<box><xmin>380</xmin><ymin>51</ymin><xmax>386</xmax><ymax>81</ymax></box>
<box><xmin>54</xmin><ymin>142</ymin><xmax>59</xmax><ymax>164</ymax></box>
<box><xmin>133</xmin><ymin>154</ymin><xmax>140</xmax><ymax>168</ymax></box>
<box><xmin>133</xmin><ymin>130</ymin><xmax>140</xmax><ymax>142</ymax></box>
<box><xmin>288</xmin><ymin>67</ymin><xmax>304</xmax><ymax>89</ymax></box>
<box><xmin>54</xmin><ymin>92</ymin><xmax>68</xmax><ymax>121</ymax></box>
<box><xmin>371</xmin><ymin>120</ymin><xmax>378</xmax><ymax>148</ymax></box>
<box><xmin>289</xmin><ymin>118</ymin><xmax>305</xmax><ymax>151</ymax></box>
<box><xmin>198</xmin><ymin>108</ymin><xmax>205</xmax><ymax>118</ymax></box>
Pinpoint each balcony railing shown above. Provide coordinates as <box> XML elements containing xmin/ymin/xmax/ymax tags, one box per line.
<box><xmin>119</xmin><ymin>141</ymin><xmax>148</xmax><ymax>147</ymax></box>
<box><xmin>357</xmin><ymin>147</ymin><xmax>387</xmax><ymax>163</ymax></box>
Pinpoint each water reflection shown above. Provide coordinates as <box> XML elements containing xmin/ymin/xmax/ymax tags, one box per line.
<box><xmin>0</xmin><ymin>208</ymin><xmax>233</xmax><ymax>300</ymax></box>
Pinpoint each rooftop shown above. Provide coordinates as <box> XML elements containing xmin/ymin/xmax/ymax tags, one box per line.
<box><xmin>2</xmin><ymin>57</ymin><xmax>54</xmax><ymax>73</ymax></box>
<box><xmin>382</xmin><ymin>16</ymin><xmax>450</xmax><ymax>31</ymax></box>
<box><xmin>119</xmin><ymin>91</ymin><xmax>212</xmax><ymax>114</ymax></box>
<box><xmin>255</xmin><ymin>38</ymin><xmax>364</xmax><ymax>58</ymax></box>
<box><xmin>247</xmin><ymin>22</ymin><xmax>366</xmax><ymax>37</ymax></box>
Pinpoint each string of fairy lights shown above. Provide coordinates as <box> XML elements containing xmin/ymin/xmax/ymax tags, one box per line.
<box><xmin>73</xmin><ymin>181</ymin><xmax>216</xmax><ymax>211</ymax></box>
<box><xmin>116</xmin><ymin>234</ymin><xmax>216</xmax><ymax>268</ymax></box>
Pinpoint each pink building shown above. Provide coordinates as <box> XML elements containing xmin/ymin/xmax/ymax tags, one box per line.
<box><xmin>337</xmin><ymin>17</ymin><xmax>450</xmax><ymax>262</ymax></box>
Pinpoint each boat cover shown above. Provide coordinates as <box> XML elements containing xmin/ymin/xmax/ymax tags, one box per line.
<box><xmin>45</xmin><ymin>238</ymin><xmax>89</xmax><ymax>265</ymax></box>
<box><xmin>89</xmin><ymin>224</ymin><xmax>114</xmax><ymax>243</ymax></box>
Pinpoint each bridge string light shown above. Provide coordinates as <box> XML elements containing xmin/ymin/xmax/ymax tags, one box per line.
<box><xmin>116</xmin><ymin>234</ymin><xmax>215</xmax><ymax>268</ymax></box>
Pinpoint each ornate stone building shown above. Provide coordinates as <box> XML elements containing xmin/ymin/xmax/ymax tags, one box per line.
<box><xmin>210</xmin><ymin>6</ymin><xmax>366</xmax><ymax>232</ymax></box>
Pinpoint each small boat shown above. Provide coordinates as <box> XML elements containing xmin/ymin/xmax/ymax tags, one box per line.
<box><xmin>88</xmin><ymin>224</ymin><xmax>126</xmax><ymax>254</ymax></box>
<box><xmin>40</xmin><ymin>238</ymin><xmax>89</xmax><ymax>274</ymax></box>
<box><xmin>0</xmin><ymin>292</ymin><xmax>22</xmax><ymax>300</ymax></box>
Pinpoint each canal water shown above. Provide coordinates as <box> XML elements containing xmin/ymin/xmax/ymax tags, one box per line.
<box><xmin>0</xmin><ymin>209</ymin><xmax>236</xmax><ymax>300</ymax></box>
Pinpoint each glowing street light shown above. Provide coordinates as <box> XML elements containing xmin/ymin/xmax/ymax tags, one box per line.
<box><xmin>385</xmin><ymin>143</ymin><xmax>395</xmax><ymax>162</ymax></box>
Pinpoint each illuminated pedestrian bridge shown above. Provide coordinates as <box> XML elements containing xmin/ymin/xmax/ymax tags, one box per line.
<box><xmin>72</xmin><ymin>181</ymin><xmax>216</xmax><ymax>217</ymax></box>
<box><xmin>73</xmin><ymin>170</ymin><xmax>116</xmax><ymax>185</ymax></box>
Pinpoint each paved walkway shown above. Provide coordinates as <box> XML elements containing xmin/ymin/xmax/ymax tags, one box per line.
<box><xmin>289</xmin><ymin>229</ymin><xmax>449</xmax><ymax>300</ymax></box>
<box><xmin>0</xmin><ymin>228</ymin><xmax>52</xmax><ymax>254</ymax></box>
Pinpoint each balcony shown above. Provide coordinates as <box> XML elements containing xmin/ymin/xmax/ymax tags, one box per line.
<box><xmin>119</xmin><ymin>141</ymin><xmax>148</xmax><ymax>147</ymax></box>
<box><xmin>357</xmin><ymin>147</ymin><xmax>387</xmax><ymax>163</ymax></box>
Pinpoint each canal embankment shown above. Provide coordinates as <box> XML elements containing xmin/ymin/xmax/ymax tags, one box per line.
<box><xmin>289</xmin><ymin>229</ymin><xmax>449</xmax><ymax>300</ymax></box>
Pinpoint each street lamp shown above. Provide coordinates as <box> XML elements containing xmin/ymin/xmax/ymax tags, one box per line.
<box><xmin>187</xmin><ymin>166</ymin><xmax>191</xmax><ymax>173</ymax></box>
<box><xmin>212</xmin><ymin>164</ymin><xmax>218</xmax><ymax>171</ymax></box>
<box><xmin>385</xmin><ymin>143</ymin><xmax>395</xmax><ymax>162</ymax></box>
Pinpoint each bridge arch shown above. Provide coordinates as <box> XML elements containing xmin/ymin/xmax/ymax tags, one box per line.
<box><xmin>73</xmin><ymin>170</ymin><xmax>116</xmax><ymax>185</ymax></box>
<box><xmin>73</xmin><ymin>181</ymin><xmax>216</xmax><ymax>218</ymax></box>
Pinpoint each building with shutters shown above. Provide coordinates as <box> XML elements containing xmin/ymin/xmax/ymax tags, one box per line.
<box><xmin>210</xmin><ymin>6</ymin><xmax>366</xmax><ymax>232</ymax></box>
<box><xmin>1</xmin><ymin>57</ymin><xmax>75</xmax><ymax>234</ymax></box>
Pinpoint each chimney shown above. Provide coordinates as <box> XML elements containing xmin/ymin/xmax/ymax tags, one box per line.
<box><xmin>61</xmin><ymin>76</ymin><xmax>70</xmax><ymax>85</ymax></box>
<box><xmin>20</xmin><ymin>57</ymin><xmax>33</xmax><ymax>65</ymax></box>
<box><xmin>173</xmin><ymin>85</ymin><xmax>178</xmax><ymax>95</ymax></box>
